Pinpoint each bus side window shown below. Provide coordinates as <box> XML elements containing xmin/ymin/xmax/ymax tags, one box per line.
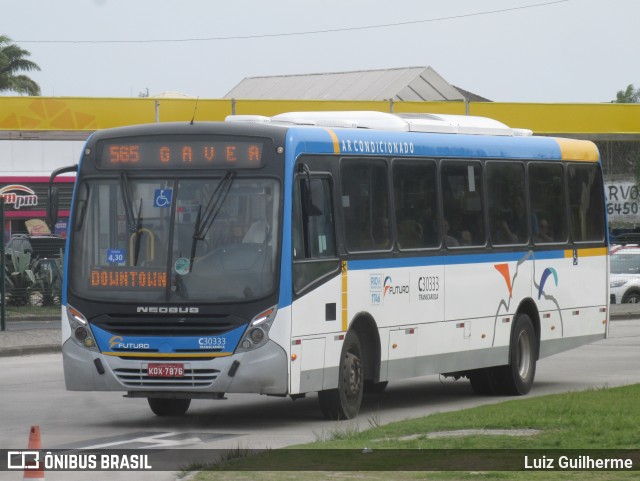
<box><xmin>441</xmin><ymin>161</ymin><xmax>485</xmax><ymax>247</ymax></box>
<box><xmin>529</xmin><ymin>163</ymin><xmax>567</xmax><ymax>244</ymax></box>
<box><xmin>568</xmin><ymin>163</ymin><xmax>605</xmax><ymax>242</ymax></box>
<box><xmin>293</xmin><ymin>177</ymin><xmax>340</xmax><ymax>293</ymax></box>
<box><xmin>393</xmin><ymin>159</ymin><xmax>439</xmax><ymax>249</ymax></box>
<box><xmin>487</xmin><ymin>161</ymin><xmax>527</xmax><ymax>245</ymax></box>
<box><xmin>341</xmin><ymin>159</ymin><xmax>391</xmax><ymax>251</ymax></box>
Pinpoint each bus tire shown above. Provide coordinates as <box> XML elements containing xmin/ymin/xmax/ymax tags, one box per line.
<box><xmin>318</xmin><ymin>331</ymin><xmax>364</xmax><ymax>420</ymax></box>
<box><xmin>496</xmin><ymin>313</ymin><xmax>537</xmax><ymax>395</ymax></box>
<box><xmin>148</xmin><ymin>397</ymin><xmax>191</xmax><ymax>416</ymax></box>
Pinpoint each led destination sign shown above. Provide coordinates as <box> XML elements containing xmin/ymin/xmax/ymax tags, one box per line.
<box><xmin>98</xmin><ymin>137</ymin><xmax>264</xmax><ymax>169</ymax></box>
<box><xmin>90</xmin><ymin>267</ymin><xmax>167</xmax><ymax>290</ymax></box>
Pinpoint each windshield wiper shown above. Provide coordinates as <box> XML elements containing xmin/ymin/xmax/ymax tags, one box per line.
<box><xmin>119</xmin><ymin>172</ymin><xmax>139</xmax><ymax>233</ymax></box>
<box><xmin>132</xmin><ymin>201</ymin><xmax>144</xmax><ymax>266</ymax></box>
<box><xmin>119</xmin><ymin>172</ymin><xmax>144</xmax><ymax>266</ymax></box>
<box><xmin>188</xmin><ymin>171</ymin><xmax>236</xmax><ymax>272</ymax></box>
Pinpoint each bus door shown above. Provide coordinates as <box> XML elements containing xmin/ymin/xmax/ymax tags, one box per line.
<box><xmin>290</xmin><ymin>175</ymin><xmax>341</xmax><ymax>394</ymax></box>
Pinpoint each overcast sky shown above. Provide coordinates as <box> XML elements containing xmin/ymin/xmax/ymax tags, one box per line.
<box><xmin>4</xmin><ymin>0</ymin><xmax>637</xmax><ymax>103</ymax></box>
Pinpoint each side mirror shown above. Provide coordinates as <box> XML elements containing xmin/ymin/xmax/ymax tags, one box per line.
<box><xmin>47</xmin><ymin>164</ymin><xmax>78</xmax><ymax>231</ymax></box>
<box><xmin>46</xmin><ymin>188</ymin><xmax>60</xmax><ymax>231</ymax></box>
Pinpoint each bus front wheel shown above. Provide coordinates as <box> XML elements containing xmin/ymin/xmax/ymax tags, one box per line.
<box><xmin>148</xmin><ymin>397</ymin><xmax>191</xmax><ymax>416</ymax></box>
<box><xmin>318</xmin><ymin>331</ymin><xmax>364</xmax><ymax>420</ymax></box>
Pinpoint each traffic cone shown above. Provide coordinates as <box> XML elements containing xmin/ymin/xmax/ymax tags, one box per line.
<box><xmin>23</xmin><ymin>425</ymin><xmax>44</xmax><ymax>480</ymax></box>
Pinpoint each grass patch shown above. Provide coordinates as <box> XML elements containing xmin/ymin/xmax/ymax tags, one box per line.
<box><xmin>193</xmin><ymin>384</ymin><xmax>640</xmax><ymax>480</ymax></box>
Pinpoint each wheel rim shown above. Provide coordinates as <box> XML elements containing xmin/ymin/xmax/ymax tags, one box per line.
<box><xmin>517</xmin><ymin>330</ymin><xmax>532</xmax><ymax>379</ymax></box>
<box><xmin>342</xmin><ymin>351</ymin><xmax>362</xmax><ymax>400</ymax></box>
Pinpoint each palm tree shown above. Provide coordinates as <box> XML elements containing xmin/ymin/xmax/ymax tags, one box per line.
<box><xmin>614</xmin><ymin>84</ymin><xmax>640</xmax><ymax>103</ymax></box>
<box><xmin>0</xmin><ymin>35</ymin><xmax>41</xmax><ymax>96</ymax></box>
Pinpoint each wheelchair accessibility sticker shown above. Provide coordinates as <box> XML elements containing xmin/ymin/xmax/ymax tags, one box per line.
<box><xmin>153</xmin><ymin>189</ymin><xmax>172</xmax><ymax>208</ymax></box>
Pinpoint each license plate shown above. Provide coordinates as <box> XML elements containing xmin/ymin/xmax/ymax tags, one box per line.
<box><xmin>147</xmin><ymin>363</ymin><xmax>185</xmax><ymax>378</ymax></box>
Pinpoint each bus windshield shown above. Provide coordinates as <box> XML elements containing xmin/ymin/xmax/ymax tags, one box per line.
<box><xmin>69</xmin><ymin>175</ymin><xmax>280</xmax><ymax>303</ymax></box>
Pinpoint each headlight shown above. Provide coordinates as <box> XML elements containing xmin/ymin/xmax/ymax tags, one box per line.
<box><xmin>67</xmin><ymin>305</ymin><xmax>99</xmax><ymax>351</ymax></box>
<box><xmin>237</xmin><ymin>306</ymin><xmax>277</xmax><ymax>353</ymax></box>
<box><xmin>610</xmin><ymin>280</ymin><xmax>628</xmax><ymax>288</ymax></box>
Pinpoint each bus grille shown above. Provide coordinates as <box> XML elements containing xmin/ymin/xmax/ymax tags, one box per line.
<box><xmin>113</xmin><ymin>367</ymin><xmax>219</xmax><ymax>388</ymax></box>
<box><xmin>92</xmin><ymin>315</ymin><xmax>246</xmax><ymax>336</ymax></box>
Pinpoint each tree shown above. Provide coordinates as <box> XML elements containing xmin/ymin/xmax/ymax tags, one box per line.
<box><xmin>0</xmin><ymin>35</ymin><xmax>41</xmax><ymax>96</ymax></box>
<box><xmin>614</xmin><ymin>84</ymin><xmax>640</xmax><ymax>103</ymax></box>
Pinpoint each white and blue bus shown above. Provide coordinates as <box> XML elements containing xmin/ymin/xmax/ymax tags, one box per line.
<box><xmin>48</xmin><ymin>111</ymin><xmax>608</xmax><ymax>419</ymax></box>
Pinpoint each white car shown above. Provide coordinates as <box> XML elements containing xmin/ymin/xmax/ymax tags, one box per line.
<box><xmin>610</xmin><ymin>247</ymin><xmax>640</xmax><ymax>303</ymax></box>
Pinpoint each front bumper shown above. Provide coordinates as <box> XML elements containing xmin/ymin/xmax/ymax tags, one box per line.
<box><xmin>63</xmin><ymin>338</ymin><xmax>288</xmax><ymax>396</ymax></box>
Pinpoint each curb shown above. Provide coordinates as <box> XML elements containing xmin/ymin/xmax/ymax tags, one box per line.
<box><xmin>0</xmin><ymin>344</ymin><xmax>61</xmax><ymax>357</ymax></box>
<box><xmin>609</xmin><ymin>312</ymin><xmax>640</xmax><ymax>321</ymax></box>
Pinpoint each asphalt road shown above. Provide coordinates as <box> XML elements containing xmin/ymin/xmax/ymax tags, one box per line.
<box><xmin>1</xmin><ymin>319</ymin><xmax>639</xmax><ymax>481</ymax></box>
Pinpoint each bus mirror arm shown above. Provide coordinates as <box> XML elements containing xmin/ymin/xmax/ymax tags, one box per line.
<box><xmin>119</xmin><ymin>172</ymin><xmax>140</xmax><ymax>233</ymax></box>
<box><xmin>47</xmin><ymin>164</ymin><xmax>77</xmax><ymax>231</ymax></box>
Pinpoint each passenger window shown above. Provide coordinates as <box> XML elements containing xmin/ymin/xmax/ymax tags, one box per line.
<box><xmin>529</xmin><ymin>163</ymin><xmax>567</xmax><ymax>244</ymax></box>
<box><xmin>487</xmin><ymin>162</ymin><xmax>528</xmax><ymax>245</ymax></box>
<box><xmin>292</xmin><ymin>177</ymin><xmax>339</xmax><ymax>293</ymax></box>
<box><xmin>441</xmin><ymin>162</ymin><xmax>485</xmax><ymax>247</ymax></box>
<box><xmin>568</xmin><ymin>163</ymin><xmax>605</xmax><ymax>242</ymax></box>
<box><xmin>393</xmin><ymin>159</ymin><xmax>439</xmax><ymax>249</ymax></box>
<box><xmin>341</xmin><ymin>159</ymin><xmax>391</xmax><ymax>252</ymax></box>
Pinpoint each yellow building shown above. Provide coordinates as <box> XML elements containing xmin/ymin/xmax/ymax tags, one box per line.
<box><xmin>1</xmin><ymin>96</ymin><xmax>640</xmax><ymax>231</ymax></box>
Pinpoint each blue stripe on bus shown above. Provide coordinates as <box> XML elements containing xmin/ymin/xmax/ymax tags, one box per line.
<box><xmin>348</xmin><ymin>249</ymin><xmax>568</xmax><ymax>271</ymax></box>
<box><xmin>287</xmin><ymin>127</ymin><xmax>564</xmax><ymax>160</ymax></box>
<box><xmin>532</xmin><ymin>249</ymin><xmax>568</xmax><ymax>260</ymax></box>
<box><xmin>277</xmin><ymin>132</ymin><xmax>299</xmax><ymax>308</ymax></box>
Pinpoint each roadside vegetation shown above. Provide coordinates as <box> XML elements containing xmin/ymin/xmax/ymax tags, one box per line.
<box><xmin>3</xmin><ymin>250</ymin><xmax>62</xmax><ymax>309</ymax></box>
<box><xmin>0</xmin><ymin>35</ymin><xmax>41</xmax><ymax>95</ymax></box>
<box><xmin>193</xmin><ymin>384</ymin><xmax>640</xmax><ymax>480</ymax></box>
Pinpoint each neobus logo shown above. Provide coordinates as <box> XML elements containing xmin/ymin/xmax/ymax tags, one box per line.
<box><xmin>136</xmin><ymin>306</ymin><xmax>200</xmax><ymax>314</ymax></box>
<box><xmin>0</xmin><ymin>184</ymin><xmax>38</xmax><ymax>209</ymax></box>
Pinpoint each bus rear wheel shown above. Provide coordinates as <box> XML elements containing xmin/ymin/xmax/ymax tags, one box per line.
<box><xmin>318</xmin><ymin>331</ymin><xmax>364</xmax><ymax>420</ymax></box>
<box><xmin>495</xmin><ymin>313</ymin><xmax>537</xmax><ymax>395</ymax></box>
<box><xmin>148</xmin><ymin>397</ymin><xmax>191</xmax><ymax>416</ymax></box>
